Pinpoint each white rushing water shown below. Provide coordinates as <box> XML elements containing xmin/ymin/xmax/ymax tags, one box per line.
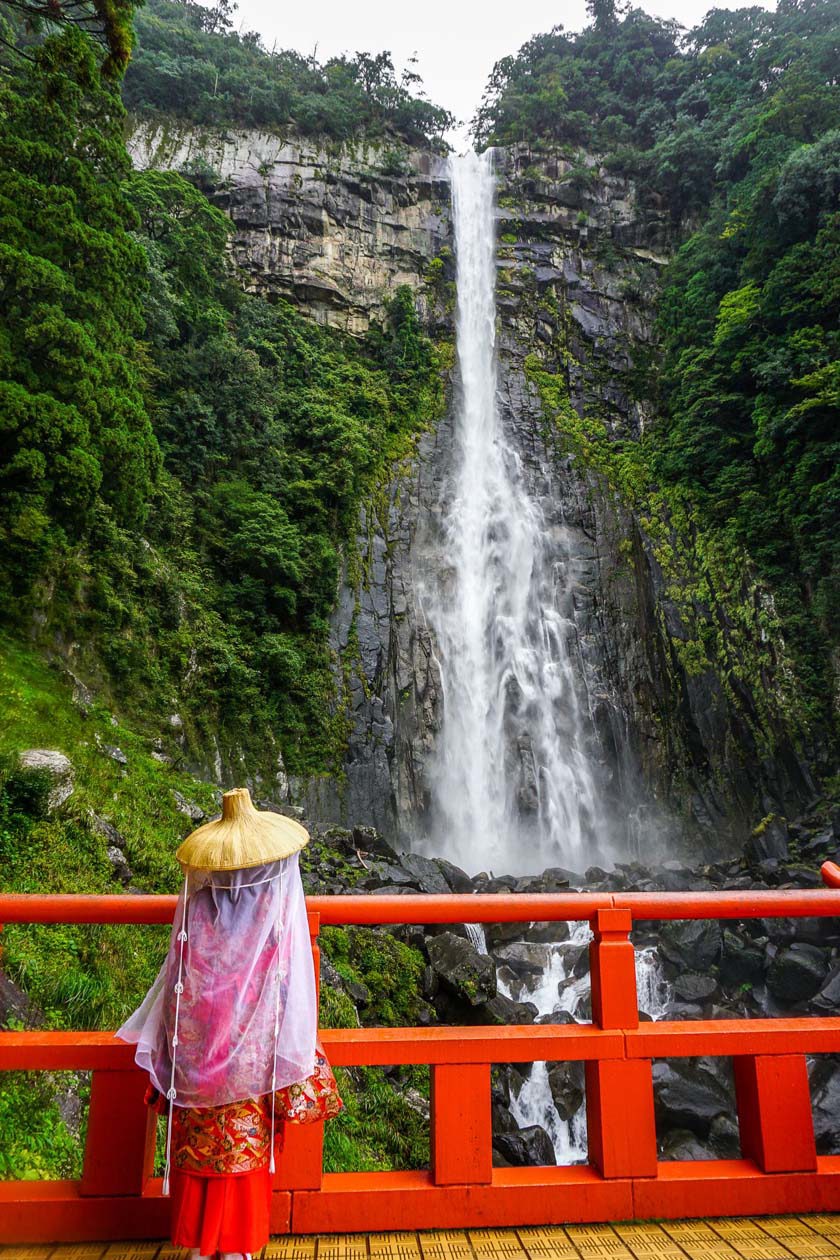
<box><xmin>417</xmin><ymin>151</ymin><xmax>670</xmax><ymax>1166</ymax></box>
<box><xmin>420</xmin><ymin>149</ymin><xmax>611</xmax><ymax>878</ymax></box>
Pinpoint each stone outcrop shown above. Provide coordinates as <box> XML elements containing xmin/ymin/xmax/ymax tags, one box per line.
<box><xmin>128</xmin><ymin>122</ymin><xmax>450</xmax><ymax>334</ymax></box>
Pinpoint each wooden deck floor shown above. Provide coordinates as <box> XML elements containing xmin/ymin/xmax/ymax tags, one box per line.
<box><xmin>3</xmin><ymin>1218</ymin><xmax>840</xmax><ymax>1260</ymax></box>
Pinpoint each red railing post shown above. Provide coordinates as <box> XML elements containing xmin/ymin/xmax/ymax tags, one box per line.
<box><xmin>79</xmin><ymin>1068</ymin><xmax>156</xmax><ymax>1196</ymax></box>
<box><xmin>585</xmin><ymin>908</ymin><xmax>657</xmax><ymax>1179</ymax></box>
<box><xmin>734</xmin><ymin>1053</ymin><xmax>817</xmax><ymax>1173</ymax></box>
<box><xmin>431</xmin><ymin>1063</ymin><xmax>492</xmax><ymax>1185</ymax></box>
<box><xmin>277</xmin><ymin>911</ymin><xmax>324</xmax><ymax>1193</ymax></box>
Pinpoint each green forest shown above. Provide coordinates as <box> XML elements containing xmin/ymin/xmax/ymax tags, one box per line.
<box><xmin>0</xmin><ymin>0</ymin><xmax>839</xmax><ymax>1183</ymax></box>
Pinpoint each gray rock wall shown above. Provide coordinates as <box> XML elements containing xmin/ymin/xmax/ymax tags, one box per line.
<box><xmin>131</xmin><ymin>126</ymin><xmax>813</xmax><ymax>858</ymax></box>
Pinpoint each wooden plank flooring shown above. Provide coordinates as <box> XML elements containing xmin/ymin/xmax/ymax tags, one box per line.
<box><xmin>2</xmin><ymin>1218</ymin><xmax>840</xmax><ymax>1260</ymax></box>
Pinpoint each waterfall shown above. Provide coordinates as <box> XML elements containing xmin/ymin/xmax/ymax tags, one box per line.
<box><xmin>415</xmin><ymin>152</ymin><xmax>660</xmax><ymax>1167</ymax></box>
<box><xmin>419</xmin><ymin>150</ymin><xmax>611</xmax><ymax>877</ymax></box>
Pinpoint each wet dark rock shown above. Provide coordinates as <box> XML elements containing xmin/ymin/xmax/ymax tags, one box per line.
<box><xmin>360</xmin><ymin>862</ymin><xmax>416</xmax><ymax>889</ymax></box>
<box><xmin>425</xmin><ymin>932</ymin><xmax>496</xmax><ymax>1006</ymax></box>
<box><xmin>477</xmin><ymin>993</ymin><xmax>537</xmax><ymax>1025</ymax></box>
<box><xmin>812</xmin><ymin>1058</ymin><xmax>840</xmax><ymax>1153</ymax></box>
<box><xmin>813</xmin><ymin>964</ymin><xmax>840</xmax><ymax>1012</ymax></box>
<box><xmin>547</xmin><ymin>1061</ymin><xmax>584</xmax><ymax>1120</ymax></box>
<box><xmin>536</xmin><ymin>1008</ymin><xmax>577</xmax><ymax>1025</ymax></box>
<box><xmin>492</xmin><ymin>1101</ymin><xmax>518</xmax><ymax>1135</ymax></box>
<box><xmin>720</xmin><ymin>929</ymin><xmax>766</xmax><ymax>988</ymax></box>
<box><xmin>352</xmin><ymin>825</ymin><xmax>399</xmax><ymax>861</ymax></box>
<box><xmin>434</xmin><ymin>858</ymin><xmax>475</xmax><ymax>893</ymax></box>
<box><xmin>708</xmin><ymin>1113</ymin><xmax>741</xmax><ymax>1158</ymax></box>
<box><xmin>766</xmin><ymin>943</ymin><xmax>830</xmax><ymax>1003</ymax></box>
<box><xmin>660</xmin><ymin>1129</ymin><xmax>715</xmax><ymax>1161</ymax></box>
<box><xmin>673</xmin><ymin>972</ymin><xmax>718</xmax><ymax>1003</ymax></box>
<box><xmin>658</xmin><ymin>919</ymin><xmax>722</xmax><ymax>972</ymax></box>
<box><xmin>493</xmin><ymin>944</ymin><xmax>548</xmax><ymax>979</ymax></box>
<box><xmin>528</xmin><ymin>921</ymin><xmax>571</xmax><ymax>944</ymax></box>
<box><xmin>653</xmin><ymin>1060</ymin><xmax>732</xmax><ymax>1136</ymax></box>
<box><xmin>493</xmin><ymin>1125</ymin><xmax>556</xmax><ymax>1167</ymax></box>
<box><xmin>398</xmin><ymin>852</ymin><xmax>451</xmax><ymax>894</ymax></box>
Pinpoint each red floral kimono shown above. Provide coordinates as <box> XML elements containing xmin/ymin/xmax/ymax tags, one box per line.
<box><xmin>161</xmin><ymin>1047</ymin><xmax>343</xmax><ymax>1255</ymax></box>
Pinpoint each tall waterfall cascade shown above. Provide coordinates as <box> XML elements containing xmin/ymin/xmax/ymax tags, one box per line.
<box><xmin>416</xmin><ymin>151</ymin><xmax>670</xmax><ymax>1163</ymax></box>
<box><xmin>420</xmin><ymin>150</ymin><xmax>613</xmax><ymax>877</ymax></box>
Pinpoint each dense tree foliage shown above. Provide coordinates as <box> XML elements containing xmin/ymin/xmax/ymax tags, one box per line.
<box><xmin>124</xmin><ymin>0</ymin><xmax>453</xmax><ymax>147</ymax></box>
<box><xmin>0</xmin><ymin>20</ymin><xmax>444</xmax><ymax>770</ymax></box>
<box><xmin>475</xmin><ymin>1</ymin><xmax>840</xmax><ymax>218</ymax></box>
<box><xmin>0</xmin><ymin>28</ymin><xmax>159</xmax><ymax>592</ymax></box>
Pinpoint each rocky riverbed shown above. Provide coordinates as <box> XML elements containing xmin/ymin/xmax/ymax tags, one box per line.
<box><xmin>298</xmin><ymin>801</ymin><xmax>840</xmax><ymax>1166</ymax></box>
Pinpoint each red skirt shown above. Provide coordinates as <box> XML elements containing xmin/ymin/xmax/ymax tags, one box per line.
<box><xmin>170</xmin><ymin>1165</ymin><xmax>272</xmax><ymax>1254</ymax></box>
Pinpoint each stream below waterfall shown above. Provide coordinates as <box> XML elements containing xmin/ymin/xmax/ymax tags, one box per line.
<box><xmin>417</xmin><ymin>150</ymin><xmax>672</xmax><ymax>1162</ymax></box>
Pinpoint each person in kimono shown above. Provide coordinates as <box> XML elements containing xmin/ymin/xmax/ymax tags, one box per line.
<box><xmin>118</xmin><ymin>788</ymin><xmax>342</xmax><ymax>1260</ymax></box>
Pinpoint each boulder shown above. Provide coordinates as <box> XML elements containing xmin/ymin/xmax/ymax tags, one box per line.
<box><xmin>493</xmin><ymin>1125</ymin><xmax>556</xmax><ymax>1167</ymax></box>
<box><xmin>766</xmin><ymin>943</ymin><xmax>829</xmax><ymax>1003</ymax></box>
<box><xmin>812</xmin><ymin>1057</ymin><xmax>840</xmax><ymax>1153</ymax></box>
<box><xmin>493</xmin><ymin>943</ymin><xmax>548</xmax><ymax>979</ymax></box>
<box><xmin>658</xmin><ymin>919</ymin><xmax>722</xmax><ymax>972</ymax></box>
<box><xmin>546</xmin><ymin>1061</ymin><xmax>584</xmax><ymax>1120</ymax></box>
<box><xmin>17</xmin><ymin>749</ymin><xmax>74</xmax><ymax>811</ymax></box>
<box><xmin>708</xmin><ymin>1113</ymin><xmax>741</xmax><ymax>1158</ymax></box>
<box><xmin>673</xmin><ymin>972</ymin><xmax>718</xmax><ymax>1003</ymax></box>
<box><xmin>660</xmin><ymin>1129</ymin><xmax>715</xmax><ymax>1161</ymax></box>
<box><xmin>720</xmin><ymin>928</ymin><xmax>766</xmax><ymax>987</ymax></box>
<box><xmin>434</xmin><ymin>858</ymin><xmax>475</xmax><ymax>893</ymax></box>
<box><xmin>476</xmin><ymin>993</ymin><xmax>536</xmax><ymax>1025</ymax></box>
<box><xmin>653</xmin><ymin>1060</ymin><xmax>732</xmax><ymax>1136</ymax></box>
<box><xmin>813</xmin><ymin>965</ymin><xmax>840</xmax><ymax>1012</ymax></box>
<box><xmin>398</xmin><ymin>852</ymin><xmax>451</xmax><ymax>894</ymax></box>
<box><xmin>352</xmin><ymin>825</ymin><xmax>399</xmax><ymax>862</ymax></box>
<box><xmin>426</xmin><ymin>932</ymin><xmax>496</xmax><ymax>1006</ymax></box>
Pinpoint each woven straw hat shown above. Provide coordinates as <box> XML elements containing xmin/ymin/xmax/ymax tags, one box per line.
<box><xmin>176</xmin><ymin>787</ymin><xmax>309</xmax><ymax>872</ymax></box>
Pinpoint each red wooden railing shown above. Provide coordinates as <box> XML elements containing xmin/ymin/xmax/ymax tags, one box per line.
<box><xmin>2</xmin><ymin>863</ymin><xmax>840</xmax><ymax>1241</ymax></box>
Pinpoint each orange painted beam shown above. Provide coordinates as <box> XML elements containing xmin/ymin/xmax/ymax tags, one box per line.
<box><xmin>431</xmin><ymin>1063</ymin><xmax>492</xmax><ymax>1185</ymax></box>
<box><xmin>626</xmin><ymin>1018</ymin><xmax>840</xmax><ymax>1058</ymax></box>
<box><xmin>586</xmin><ymin>1059</ymin><xmax>657</xmax><ymax>1179</ymax></box>
<box><xmin>0</xmin><ymin>1179</ymin><xmax>292</xmax><ymax>1244</ymax></box>
<box><xmin>2</xmin><ymin>886</ymin><xmax>840</xmax><ymax>927</ymax></box>
<box><xmin>319</xmin><ymin>1024</ymin><xmax>624</xmax><ymax>1065</ymax></box>
<box><xmin>80</xmin><ymin>1069</ymin><xmax>156</xmax><ymax>1197</ymax></box>
<box><xmin>631</xmin><ymin>1156</ymin><xmax>840</xmax><ymax>1221</ymax></box>
<box><xmin>291</xmin><ymin>1167</ymin><xmax>635</xmax><ymax>1233</ymax></box>
<box><xmin>0</xmin><ymin>1024</ymin><xmax>626</xmax><ymax>1071</ymax></box>
<box><xmin>734</xmin><ymin>1053</ymin><xmax>817</xmax><ymax>1173</ymax></box>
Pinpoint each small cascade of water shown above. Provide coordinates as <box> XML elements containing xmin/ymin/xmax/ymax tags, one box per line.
<box><xmin>499</xmin><ymin>929</ymin><xmax>672</xmax><ymax>1163</ymax></box>
<box><xmin>419</xmin><ymin>150</ymin><xmax>612</xmax><ymax>877</ymax></box>
<box><xmin>465</xmin><ymin>922</ymin><xmax>488</xmax><ymax>955</ymax></box>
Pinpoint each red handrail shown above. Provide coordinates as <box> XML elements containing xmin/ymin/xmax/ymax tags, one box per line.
<box><xmin>0</xmin><ymin>865</ymin><xmax>839</xmax><ymax>1241</ymax></box>
<box><xmin>1</xmin><ymin>875</ymin><xmax>840</xmax><ymax>925</ymax></box>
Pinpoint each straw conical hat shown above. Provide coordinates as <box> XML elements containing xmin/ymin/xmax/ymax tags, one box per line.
<box><xmin>176</xmin><ymin>787</ymin><xmax>309</xmax><ymax>871</ymax></box>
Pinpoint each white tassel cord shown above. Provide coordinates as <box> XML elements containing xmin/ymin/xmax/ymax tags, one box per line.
<box><xmin>162</xmin><ymin>873</ymin><xmax>190</xmax><ymax>1196</ymax></box>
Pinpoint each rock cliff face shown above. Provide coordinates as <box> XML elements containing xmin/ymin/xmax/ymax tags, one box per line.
<box><xmin>128</xmin><ymin>121</ymin><xmax>450</xmax><ymax>333</ymax></box>
<box><xmin>132</xmin><ymin>128</ymin><xmax>814</xmax><ymax>861</ymax></box>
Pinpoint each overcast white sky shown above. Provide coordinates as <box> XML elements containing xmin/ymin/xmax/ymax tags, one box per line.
<box><xmin>231</xmin><ymin>0</ymin><xmax>775</xmax><ymax>147</ymax></box>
